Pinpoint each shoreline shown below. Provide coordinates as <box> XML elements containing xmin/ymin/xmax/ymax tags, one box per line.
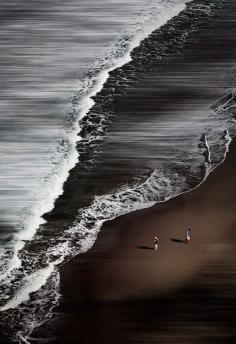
<box><xmin>1</xmin><ymin>1</ymin><xmax>236</xmax><ymax>342</ymax></box>
<box><xmin>41</xmin><ymin>136</ymin><xmax>236</xmax><ymax>343</ymax></box>
<box><xmin>63</xmin><ymin>137</ymin><xmax>236</xmax><ymax>298</ymax></box>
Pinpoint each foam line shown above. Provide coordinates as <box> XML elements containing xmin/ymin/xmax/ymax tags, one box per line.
<box><xmin>0</xmin><ymin>241</ymin><xmax>23</xmax><ymax>283</ymax></box>
<box><xmin>0</xmin><ymin>264</ymin><xmax>55</xmax><ymax>312</ymax></box>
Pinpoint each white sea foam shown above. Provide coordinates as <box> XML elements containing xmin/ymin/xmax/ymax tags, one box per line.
<box><xmin>222</xmin><ymin>129</ymin><xmax>232</xmax><ymax>160</ymax></box>
<box><xmin>0</xmin><ymin>264</ymin><xmax>56</xmax><ymax>312</ymax></box>
<box><xmin>201</xmin><ymin>133</ymin><xmax>212</xmax><ymax>163</ymax></box>
<box><xmin>214</xmin><ymin>91</ymin><xmax>236</xmax><ymax>113</ymax></box>
<box><xmin>0</xmin><ymin>241</ymin><xmax>23</xmax><ymax>283</ymax></box>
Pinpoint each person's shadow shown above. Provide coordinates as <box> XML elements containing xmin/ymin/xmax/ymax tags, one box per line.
<box><xmin>137</xmin><ymin>245</ymin><xmax>153</xmax><ymax>250</ymax></box>
<box><xmin>170</xmin><ymin>238</ymin><xmax>186</xmax><ymax>244</ymax></box>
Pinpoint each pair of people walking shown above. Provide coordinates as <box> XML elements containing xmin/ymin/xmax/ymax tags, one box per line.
<box><xmin>153</xmin><ymin>227</ymin><xmax>191</xmax><ymax>251</ymax></box>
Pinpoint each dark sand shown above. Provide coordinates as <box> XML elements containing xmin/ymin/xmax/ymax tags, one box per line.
<box><xmin>43</xmin><ymin>138</ymin><xmax>236</xmax><ymax>344</ymax></box>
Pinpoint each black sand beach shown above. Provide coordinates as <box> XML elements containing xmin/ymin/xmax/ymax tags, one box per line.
<box><xmin>31</xmin><ymin>1</ymin><xmax>236</xmax><ymax>343</ymax></box>
<box><xmin>1</xmin><ymin>1</ymin><xmax>236</xmax><ymax>343</ymax></box>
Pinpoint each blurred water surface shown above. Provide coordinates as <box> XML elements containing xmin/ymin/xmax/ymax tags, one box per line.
<box><xmin>0</xmin><ymin>0</ymin><xmax>157</xmax><ymax>231</ymax></box>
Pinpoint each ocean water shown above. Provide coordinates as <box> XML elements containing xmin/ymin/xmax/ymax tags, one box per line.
<box><xmin>0</xmin><ymin>0</ymin><xmax>170</xmax><ymax>235</ymax></box>
<box><xmin>0</xmin><ymin>0</ymin><xmax>236</xmax><ymax>343</ymax></box>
